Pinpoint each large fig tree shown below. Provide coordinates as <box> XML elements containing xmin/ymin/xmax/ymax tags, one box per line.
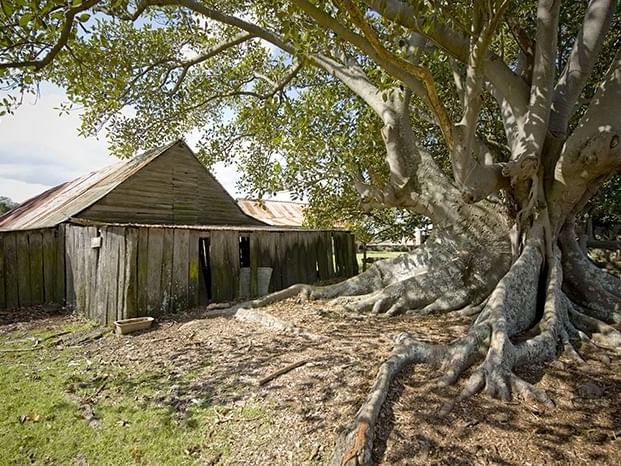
<box><xmin>2</xmin><ymin>1</ymin><xmax>621</xmax><ymax>464</ymax></box>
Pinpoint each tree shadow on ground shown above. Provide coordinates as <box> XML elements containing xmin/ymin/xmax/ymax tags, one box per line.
<box><xmin>27</xmin><ymin>299</ymin><xmax>621</xmax><ymax>465</ymax></box>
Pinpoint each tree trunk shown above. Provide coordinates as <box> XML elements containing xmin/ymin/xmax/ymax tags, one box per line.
<box><xmin>215</xmin><ymin>129</ymin><xmax>621</xmax><ymax>464</ymax></box>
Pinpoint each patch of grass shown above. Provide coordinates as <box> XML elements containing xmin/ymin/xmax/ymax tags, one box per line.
<box><xmin>0</xmin><ymin>320</ymin><xmax>266</xmax><ymax>465</ymax></box>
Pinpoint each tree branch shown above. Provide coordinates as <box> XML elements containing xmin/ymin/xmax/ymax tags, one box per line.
<box><xmin>362</xmin><ymin>0</ymin><xmax>529</xmax><ymax>119</ymax></box>
<box><xmin>504</xmin><ymin>0</ymin><xmax>561</xmax><ymax>188</ymax></box>
<box><xmin>549</xmin><ymin>0</ymin><xmax>617</xmax><ymax>138</ymax></box>
<box><xmin>167</xmin><ymin>32</ymin><xmax>255</xmax><ymax>96</ymax></box>
<box><xmin>523</xmin><ymin>0</ymin><xmax>561</xmax><ymax>157</ymax></box>
<box><xmin>562</xmin><ymin>49</ymin><xmax>621</xmax><ymax>158</ymax></box>
<box><xmin>338</xmin><ymin>0</ymin><xmax>455</xmax><ymax>151</ymax></box>
<box><xmin>0</xmin><ymin>0</ymin><xmax>101</xmax><ymax>71</ymax></box>
<box><xmin>452</xmin><ymin>0</ymin><xmax>510</xmax><ymax>197</ymax></box>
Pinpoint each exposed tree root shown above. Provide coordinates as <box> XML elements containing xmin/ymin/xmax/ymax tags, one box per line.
<box><xmin>205</xmin><ymin>219</ymin><xmax>620</xmax><ymax>465</ymax></box>
<box><xmin>327</xmin><ymin>226</ymin><xmax>621</xmax><ymax>464</ymax></box>
<box><xmin>560</xmin><ymin>226</ymin><xmax>621</xmax><ymax>323</ymax></box>
<box><xmin>216</xmin><ymin>226</ymin><xmax>512</xmax><ymax>321</ymax></box>
<box><xmin>329</xmin><ymin>333</ymin><xmax>441</xmax><ymax>466</ymax></box>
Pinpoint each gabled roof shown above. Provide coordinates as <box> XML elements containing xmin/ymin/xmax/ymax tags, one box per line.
<box><xmin>237</xmin><ymin>199</ymin><xmax>306</xmax><ymax>227</ymax></box>
<box><xmin>0</xmin><ymin>140</ymin><xmax>245</xmax><ymax>231</ymax></box>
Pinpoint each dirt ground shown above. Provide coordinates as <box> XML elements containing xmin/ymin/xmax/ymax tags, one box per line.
<box><xmin>2</xmin><ymin>300</ymin><xmax>620</xmax><ymax>465</ymax></box>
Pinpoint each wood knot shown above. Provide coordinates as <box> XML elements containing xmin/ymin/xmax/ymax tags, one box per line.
<box><xmin>501</xmin><ymin>155</ymin><xmax>539</xmax><ymax>183</ymax></box>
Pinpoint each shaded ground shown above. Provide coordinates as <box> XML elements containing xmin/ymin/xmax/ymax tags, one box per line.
<box><xmin>1</xmin><ymin>301</ymin><xmax>620</xmax><ymax>465</ymax></box>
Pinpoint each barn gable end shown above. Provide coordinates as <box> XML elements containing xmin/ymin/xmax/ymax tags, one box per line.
<box><xmin>76</xmin><ymin>142</ymin><xmax>262</xmax><ymax>226</ymax></box>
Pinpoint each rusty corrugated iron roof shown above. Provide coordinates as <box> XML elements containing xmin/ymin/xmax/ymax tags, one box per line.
<box><xmin>0</xmin><ymin>141</ymin><xmax>179</xmax><ymax>231</ymax></box>
<box><xmin>67</xmin><ymin>217</ymin><xmax>343</xmax><ymax>233</ymax></box>
<box><xmin>237</xmin><ymin>199</ymin><xmax>306</xmax><ymax>227</ymax></box>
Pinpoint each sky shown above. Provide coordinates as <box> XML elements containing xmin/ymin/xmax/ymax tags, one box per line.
<box><xmin>0</xmin><ymin>83</ymin><xmax>243</xmax><ymax>203</ymax></box>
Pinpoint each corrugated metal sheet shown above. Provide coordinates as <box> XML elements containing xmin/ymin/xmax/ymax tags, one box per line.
<box><xmin>237</xmin><ymin>199</ymin><xmax>306</xmax><ymax>226</ymax></box>
<box><xmin>0</xmin><ymin>141</ymin><xmax>178</xmax><ymax>231</ymax></box>
<box><xmin>68</xmin><ymin>218</ymin><xmax>340</xmax><ymax>232</ymax></box>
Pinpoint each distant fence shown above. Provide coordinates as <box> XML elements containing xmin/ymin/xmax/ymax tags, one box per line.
<box><xmin>0</xmin><ymin>227</ymin><xmax>65</xmax><ymax>309</ymax></box>
<box><xmin>0</xmin><ymin>223</ymin><xmax>357</xmax><ymax>325</ymax></box>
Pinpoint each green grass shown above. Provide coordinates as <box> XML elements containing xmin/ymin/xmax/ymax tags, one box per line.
<box><xmin>0</xmin><ymin>320</ymin><xmax>265</xmax><ymax>465</ymax></box>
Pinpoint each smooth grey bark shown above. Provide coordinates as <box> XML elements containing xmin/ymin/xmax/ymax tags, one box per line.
<box><xmin>550</xmin><ymin>0</ymin><xmax>617</xmax><ymax>137</ymax></box>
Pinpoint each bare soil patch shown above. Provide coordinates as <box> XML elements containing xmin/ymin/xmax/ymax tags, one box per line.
<box><xmin>2</xmin><ymin>300</ymin><xmax>620</xmax><ymax>465</ymax></box>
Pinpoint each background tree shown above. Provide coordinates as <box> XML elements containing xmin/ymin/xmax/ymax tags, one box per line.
<box><xmin>2</xmin><ymin>1</ymin><xmax>621</xmax><ymax>464</ymax></box>
<box><xmin>0</xmin><ymin>196</ymin><xmax>18</xmax><ymax>214</ymax></box>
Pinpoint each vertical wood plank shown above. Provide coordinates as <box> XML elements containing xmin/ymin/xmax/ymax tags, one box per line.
<box><xmin>0</xmin><ymin>234</ymin><xmax>5</xmax><ymax>309</ymax></box>
<box><xmin>327</xmin><ymin>232</ymin><xmax>335</xmax><ymax>278</ymax></box>
<box><xmin>304</xmin><ymin>233</ymin><xmax>317</xmax><ymax>283</ymax></box>
<box><xmin>136</xmin><ymin>228</ymin><xmax>149</xmax><ymax>316</ymax></box>
<box><xmin>210</xmin><ymin>230</ymin><xmax>239</xmax><ymax>302</ymax></box>
<box><xmin>94</xmin><ymin>227</ymin><xmax>110</xmax><ymax>324</ymax></box>
<box><xmin>64</xmin><ymin>226</ymin><xmax>76</xmax><ymax>309</ymax></box>
<box><xmin>261</xmin><ymin>232</ymin><xmax>281</xmax><ymax>292</ymax></box>
<box><xmin>85</xmin><ymin>227</ymin><xmax>99</xmax><ymax>317</ymax></box>
<box><xmin>114</xmin><ymin>227</ymin><xmax>126</xmax><ymax>321</ymax></box>
<box><xmin>275</xmin><ymin>232</ymin><xmax>288</xmax><ymax>289</ymax></box>
<box><xmin>172</xmin><ymin>229</ymin><xmax>190</xmax><ymax>311</ymax></box>
<box><xmin>146</xmin><ymin>228</ymin><xmax>164</xmax><ymax>315</ymax></box>
<box><xmin>71</xmin><ymin>227</ymin><xmax>83</xmax><ymax>312</ymax></box>
<box><xmin>28</xmin><ymin>231</ymin><xmax>44</xmax><ymax>304</ymax></box>
<box><xmin>188</xmin><ymin>231</ymin><xmax>200</xmax><ymax>308</ymax></box>
<box><xmin>16</xmin><ymin>232</ymin><xmax>31</xmax><ymax>307</ymax></box>
<box><xmin>4</xmin><ymin>233</ymin><xmax>18</xmax><ymax>308</ymax></box>
<box><xmin>286</xmin><ymin>232</ymin><xmax>300</xmax><ymax>286</ymax></box>
<box><xmin>335</xmin><ymin>232</ymin><xmax>346</xmax><ymax>277</ymax></box>
<box><xmin>103</xmin><ymin>227</ymin><xmax>119</xmax><ymax>325</ymax></box>
<box><xmin>76</xmin><ymin>227</ymin><xmax>88</xmax><ymax>314</ymax></box>
<box><xmin>316</xmin><ymin>232</ymin><xmax>328</xmax><ymax>281</ymax></box>
<box><xmin>56</xmin><ymin>226</ymin><xmax>66</xmax><ymax>305</ymax></box>
<box><xmin>42</xmin><ymin>229</ymin><xmax>56</xmax><ymax>303</ymax></box>
<box><xmin>123</xmin><ymin>228</ymin><xmax>139</xmax><ymax>319</ymax></box>
<box><xmin>249</xmin><ymin>232</ymin><xmax>259</xmax><ymax>297</ymax></box>
<box><xmin>311</xmin><ymin>232</ymin><xmax>321</xmax><ymax>283</ymax></box>
<box><xmin>350</xmin><ymin>233</ymin><xmax>359</xmax><ymax>276</ymax></box>
<box><xmin>160</xmin><ymin>229</ymin><xmax>174</xmax><ymax>313</ymax></box>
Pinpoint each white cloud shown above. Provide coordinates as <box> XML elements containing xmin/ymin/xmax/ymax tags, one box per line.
<box><xmin>0</xmin><ymin>177</ymin><xmax>52</xmax><ymax>203</ymax></box>
<box><xmin>0</xmin><ymin>84</ymin><xmax>115</xmax><ymax>202</ymax></box>
<box><xmin>0</xmin><ymin>84</ymin><xmax>290</xmax><ymax>205</ymax></box>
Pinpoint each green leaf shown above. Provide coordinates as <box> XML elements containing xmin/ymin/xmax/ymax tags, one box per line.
<box><xmin>18</xmin><ymin>13</ymin><xmax>33</xmax><ymax>28</ymax></box>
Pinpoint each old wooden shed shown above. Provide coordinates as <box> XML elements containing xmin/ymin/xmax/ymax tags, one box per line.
<box><xmin>0</xmin><ymin>141</ymin><xmax>357</xmax><ymax>324</ymax></box>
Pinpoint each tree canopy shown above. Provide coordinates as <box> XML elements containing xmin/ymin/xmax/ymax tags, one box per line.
<box><xmin>1</xmin><ymin>1</ymin><xmax>616</xmax><ymax>234</ymax></box>
<box><xmin>0</xmin><ymin>196</ymin><xmax>18</xmax><ymax>214</ymax></box>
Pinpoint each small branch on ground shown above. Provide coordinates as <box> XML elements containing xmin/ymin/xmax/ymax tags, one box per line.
<box><xmin>257</xmin><ymin>358</ymin><xmax>313</xmax><ymax>386</ymax></box>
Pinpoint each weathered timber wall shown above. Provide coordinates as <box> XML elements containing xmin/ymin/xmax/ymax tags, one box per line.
<box><xmin>64</xmin><ymin>224</ymin><xmax>357</xmax><ymax>325</ymax></box>
<box><xmin>77</xmin><ymin>143</ymin><xmax>263</xmax><ymax>226</ymax></box>
<box><xmin>0</xmin><ymin>227</ymin><xmax>65</xmax><ymax>309</ymax></box>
